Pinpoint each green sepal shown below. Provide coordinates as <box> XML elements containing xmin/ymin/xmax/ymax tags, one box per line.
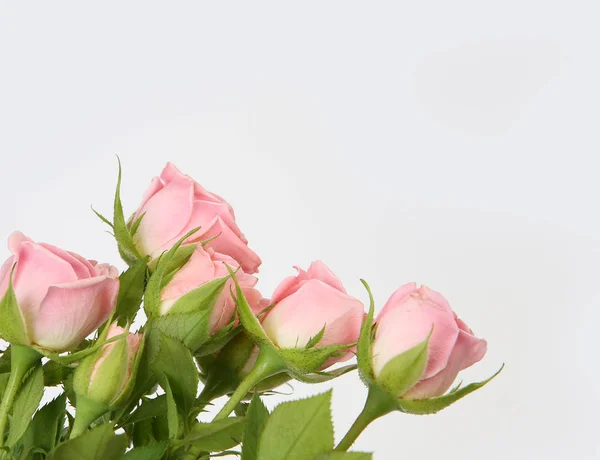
<box><xmin>356</xmin><ymin>279</ymin><xmax>375</xmax><ymax>384</ymax></box>
<box><xmin>168</xmin><ymin>276</ymin><xmax>228</xmax><ymax>315</ymax></box>
<box><xmin>194</xmin><ymin>322</ymin><xmax>239</xmax><ymax>358</ymax></box>
<box><xmin>395</xmin><ymin>365</ymin><xmax>504</xmax><ymax>414</ymax></box>
<box><xmin>376</xmin><ymin>330</ymin><xmax>431</xmax><ymax>398</ymax></box>
<box><xmin>0</xmin><ymin>269</ymin><xmax>29</xmax><ymax>346</ymax></box>
<box><xmin>293</xmin><ymin>364</ymin><xmax>357</xmax><ymax>384</ymax></box>
<box><xmin>115</xmin><ymin>257</ymin><xmax>148</xmax><ymax>326</ymax></box>
<box><xmin>144</xmin><ymin>228</ymin><xmax>200</xmax><ymax>317</ymax></box>
<box><xmin>147</xmin><ymin>243</ymin><xmax>196</xmax><ymax>276</ymax></box>
<box><xmin>306</xmin><ymin>325</ymin><xmax>326</xmax><ymax>348</ymax></box>
<box><xmin>227</xmin><ymin>265</ymin><xmax>273</xmax><ymax>348</ymax></box>
<box><xmin>129</xmin><ymin>212</ymin><xmax>146</xmax><ymax>237</ymax></box>
<box><xmin>48</xmin><ymin>423</ymin><xmax>127</xmax><ymax>460</ymax></box>
<box><xmin>91</xmin><ymin>206</ymin><xmax>114</xmax><ymax>229</ymax></box>
<box><xmin>279</xmin><ymin>343</ymin><xmax>354</xmax><ymax>375</ymax></box>
<box><xmin>112</xmin><ymin>157</ymin><xmax>143</xmax><ymax>266</ymax></box>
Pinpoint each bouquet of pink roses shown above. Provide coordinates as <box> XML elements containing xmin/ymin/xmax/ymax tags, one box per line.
<box><xmin>0</xmin><ymin>161</ymin><xmax>500</xmax><ymax>459</ymax></box>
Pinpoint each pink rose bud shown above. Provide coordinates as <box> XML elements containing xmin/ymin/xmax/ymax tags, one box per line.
<box><xmin>0</xmin><ymin>232</ymin><xmax>119</xmax><ymax>352</ymax></box>
<box><xmin>261</xmin><ymin>261</ymin><xmax>364</xmax><ymax>368</ymax></box>
<box><xmin>131</xmin><ymin>162</ymin><xmax>261</xmax><ymax>274</ymax></box>
<box><xmin>160</xmin><ymin>245</ymin><xmax>264</xmax><ymax>334</ymax></box>
<box><xmin>372</xmin><ymin>283</ymin><xmax>487</xmax><ymax>399</ymax></box>
<box><xmin>74</xmin><ymin>324</ymin><xmax>143</xmax><ymax>408</ymax></box>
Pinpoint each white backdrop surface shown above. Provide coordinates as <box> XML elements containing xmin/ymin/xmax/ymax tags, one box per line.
<box><xmin>0</xmin><ymin>2</ymin><xmax>598</xmax><ymax>459</ymax></box>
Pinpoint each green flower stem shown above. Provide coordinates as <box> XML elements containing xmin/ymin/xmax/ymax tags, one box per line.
<box><xmin>213</xmin><ymin>346</ymin><xmax>285</xmax><ymax>421</ymax></box>
<box><xmin>335</xmin><ymin>386</ymin><xmax>397</xmax><ymax>452</ymax></box>
<box><xmin>0</xmin><ymin>345</ymin><xmax>41</xmax><ymax>447</ymax></box>
<box><xmin>70</xmin><ymin>396</ymin><xmax>110</xmax><ymax>439</ymax></box>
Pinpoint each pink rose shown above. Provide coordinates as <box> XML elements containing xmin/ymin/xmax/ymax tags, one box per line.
<box><xmin>261</xmin><ymin>261</ymin><xmax>364</xmax><ymax>368</ymax></box>
<box><xmin>372</xmin><ymin>283</ymin><xmax>487</xmax><ymax>399</ymax></box>
<box><xmin>75</xmin><ymin>324</ymin><xmax>142</xmax><ymax>408</ymax></box>
<box><xmin>132</xmin><ymin>163</ymin><xmax>261</xmax><ymax>274</ymax></box>
<box><xmin>0</xmin><ymin>232</ymin><xmax>119</xmax><ymax>352</ymax></box>
<box><xmin>160</xmin><ymin>245</ymin><xmax>264</xmax><ymax>334</ymax></box>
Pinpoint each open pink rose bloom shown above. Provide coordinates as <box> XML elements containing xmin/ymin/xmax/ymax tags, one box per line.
<box><xmin>132</xmin><ymin>162</ymin><xmax>261</xmax><ymax>274</ymax></box>
<box><xmin>0</xmin><ymin>232</ymin><xmax>119</xmax><ymax>352</ymax></box>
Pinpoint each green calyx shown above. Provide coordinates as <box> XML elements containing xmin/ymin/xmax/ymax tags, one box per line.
<box><xmin>376</xmin><ymin>331</ymin><xmax>431</xmax><ymax>398</ymax></box>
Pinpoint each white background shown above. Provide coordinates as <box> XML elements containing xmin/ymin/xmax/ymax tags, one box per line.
<box><xmin>1</xmin><ymin>2</ymin><xmax>599</xmax><ymax>459</ymax></box>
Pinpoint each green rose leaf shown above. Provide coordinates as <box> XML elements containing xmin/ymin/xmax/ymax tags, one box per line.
<box><xmin>257</xmin><ymin>391</ymin><xmax>334</xmax><ymax>460</ymax></box>
<box><xmin>120</xmin><ymin>395</ymin><xmax>166</xmax><ymax>427</ymax></box>
<box><xmin>43</xmin><ymin>360</ymin><xmax>73</xmax><ymax>387</ymax></box>
<box><xmin>242</xmin><ymin>394</ymin><xmax>270</xmax><ymax>460</ymax></box>
<box><xmin>21</xmin><ymin>393</ymin><xmax>67</xmax><ymax>454</ymax></box>
<box><xmin>47</xmin><ymin>423</ymin><xmax>127</xmax><ymax>460</ymax></box>
<box><xmin>7</xmin><ymin>365</ymin><xmax>44</xmax><ymax>446</ymax></box>
<box><xmin>396</xmin><ymin>365</ymin><xmax>504</xmax><ymax>415</ymax></box>
<box><xmin>182</xmin><ymin>417</ymin><xmax>245</xmax><ymax>452</ymax></box>
<box><xmin>115</xmin><ymin>257</ymin><xmax>148</xmax><ymax>326</ymax></box>
<box><xmin>164</xmin><ymin>379</ymin><xmax>181</xmax><ymax>439</ymax></box>
<box><xmin>149</xmin><ymin>331</ymin><xmax>199</xmax><ymax>416</ymax></box>
<box><xmin>131</xmin><ymin>419</ymin><xmax>155</xmax><ymax>447</ymax></box>
<box><xmin>119</xmin><ymin>441</ymin><xmax>168</xmax><ymax>460</ymax></box>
